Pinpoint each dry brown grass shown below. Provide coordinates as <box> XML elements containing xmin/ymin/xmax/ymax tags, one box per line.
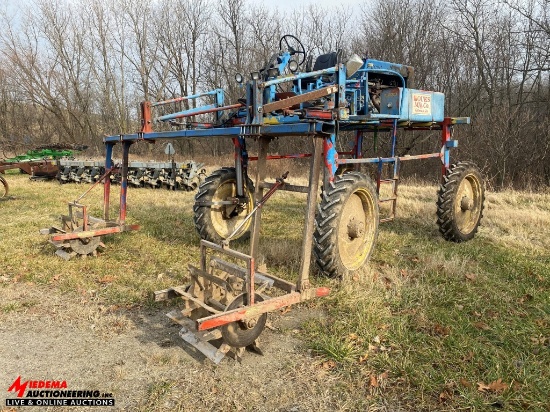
<box><xmin>1</xmin><ymin>172</ymin><xmax>549</xmax><ymax>411</ymax></box>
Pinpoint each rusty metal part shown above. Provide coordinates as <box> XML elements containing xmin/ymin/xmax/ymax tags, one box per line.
<box><xmin>220</xmin><ymin>293</ymin><xmax>267</xmax><ymax>347</ymax></box>
<box><xmin>69</xmin><ymin>227</ymin><xmax>102</xmax><ymax>255</ymax></box>
<box><xmin>297</xmin><ymin>137</ymin><xmax>323</xmax><ymax>290</ymax></box>
<box><xmin>18</xmin><ymin>161</ymin><xmax>59</xmax><ymax>178</ymax></box>
<box><xmin>0</xmin><ymin>160</ymin><xmax>58</xmax><ymax>178</ymax></box>
<box><xmin>154</xmin><ymin>236</ymin><xmax>331</xmax><ymax>362</ymax></box>
<box><xmin>0</xmin><ymin>175</ymin><xmax>8</xmax><ymax>198</ymax></box>
<box><xmin>196</xmin><ymin>286</ymin><xmax>330</xmax><ymax>331</ymax></box>
<box><xmin>42</xmin><ymin>169</ymin><xmax>139</xmax><ymax>259</ymax></box>
<box><xmin>248</xmin><ymin>136</ymin><xmax>269</xmax><ymax>270</ymax></box>
<box><xmin>164</xmin><ymin>308</ymin><xmax>230</xmax><ymax>364</ymax></box>
<box><xmin>261</xmin><ymin>85</ymin><xmax>337</xmax><ymax>113</ymax></box>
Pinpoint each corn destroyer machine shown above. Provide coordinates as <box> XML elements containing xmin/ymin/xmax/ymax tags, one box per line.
<box><xmin>43</xmin><ymin>35</ymin><xmax>485</xmax><ymax>362</ymax></box>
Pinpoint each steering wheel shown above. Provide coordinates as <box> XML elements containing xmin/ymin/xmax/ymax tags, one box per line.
<box><xmin>279</xmin><ymin>35</ymin><xmax>306</xmax><ymax>65</ymax></box>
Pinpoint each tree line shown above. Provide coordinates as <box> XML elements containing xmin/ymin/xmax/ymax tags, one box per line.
<box><xmin>0</xmin><ymin>0</ymin><xmax>548</xmax><ymax>188</ymax></box>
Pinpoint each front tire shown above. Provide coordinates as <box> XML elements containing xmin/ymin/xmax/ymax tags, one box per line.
<box><xmin>193</xmin><ymin>167</ymin><xmax>254</xmax><ymax>243</ymax></box>
<box><xmin>437</xmin><ymin>161</ymin><xmax>485</xmax><ymax>242</ymax></box>
<box><xmin>314</xmin><ymin>172</ymin><xmax>379</xmax><ymax>278</ymax></box>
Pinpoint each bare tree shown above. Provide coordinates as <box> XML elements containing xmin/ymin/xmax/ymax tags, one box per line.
<box><xmin>84</xmin><ymin>0</ymin><xmax>132</xmax><ymax>138</ymax></box>
<box><xmin>0</xmin><ymin>0</ymin><xmax>546</xmax><ymax>186</ymax></box>
<box><xmin>0</xmin><ymin>1</ymin><xmax>91</xmax><ymax>144</ymax></box>
<box><xmin>110</xmin><ymin>0</ymin><xmax>159</xmax><ymax>102</ymax></box>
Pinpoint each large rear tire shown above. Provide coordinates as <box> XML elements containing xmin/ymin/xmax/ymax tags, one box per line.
<box><xmin>437</xmin><ymin>161</ymin><xmax>485</xmax><ymax>242</ymax></box>
<box><xmin>193</xmin><ymin>168</ymin><xmax>254</xmax><ymax>243</ymax></box>
<box><xmin>314</xmin><ymin>172</ymin><xmax>379</xmax><ymax>278</ymax></box>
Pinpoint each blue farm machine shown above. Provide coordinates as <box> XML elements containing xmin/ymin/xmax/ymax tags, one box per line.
<box><xmin>43</xmin><ymin>35</ymin><xmax>485</xmax><ymax>361</ymax></box>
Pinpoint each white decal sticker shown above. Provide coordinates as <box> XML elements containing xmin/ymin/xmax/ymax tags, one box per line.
<box><xmin>412</xmin><ymin>93</ymin><xmax>432</xmax><ymax>115</ymax></box>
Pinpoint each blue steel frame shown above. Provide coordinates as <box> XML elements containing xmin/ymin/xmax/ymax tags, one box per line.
<box><xmin>65</xmin><ymin>44</ymin><xmax>472</xmax><ymax>359</ymax></box>
<box><xmin>102</xmin><ymin>48</ymin><xmax>469</xmax><ymax>228</ymax></box>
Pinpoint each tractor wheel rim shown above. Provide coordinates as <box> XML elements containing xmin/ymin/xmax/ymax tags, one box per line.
<box><xmin>454</xmin><ymin>173</ymin><xmax>482</xmax><ymax>234</ymax></box>
<box><xmin>211</xmin><ymin>179</ymin><xmax>253</xmax><ymax>239</ymax></box>
<box><xmin>338</xmin><ymin>189</ymin><xmax>377</xmax><ymax>270</ymax></box>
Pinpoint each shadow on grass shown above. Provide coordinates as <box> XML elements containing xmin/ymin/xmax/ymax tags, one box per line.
<box><xmin>125</xmin><ymin>302</ymin><xmax>216</xmax><ymax>364</ymax></box>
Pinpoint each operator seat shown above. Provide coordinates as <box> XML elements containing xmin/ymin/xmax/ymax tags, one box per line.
<box><xmin>313</xmin><ymin>51</ymin><xmax>340</xmax><ymax>71</ymax></box>
<box><xmin>301</xmin><ymin>50</ymin><xmax>342</xmax><ymax>89</ymax></box>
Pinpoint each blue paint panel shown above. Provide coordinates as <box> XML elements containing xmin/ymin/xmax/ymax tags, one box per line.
<box><xmin>379</xmin><ymin>88</ymin><xmax>402</xmax><ymax>116</ymax></box>
<box><xmin>380</xmin><ymin>88</ymin><xmax>445</xmax><ymax>122</ymax></box>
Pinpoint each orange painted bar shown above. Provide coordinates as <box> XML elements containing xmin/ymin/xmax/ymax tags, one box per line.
<box><xmin>197</xmin><ymin>287</ymin><xmax>331</xmax><ymax>331</ymax></box>
<box><xmin>51</xmin><ymin>224</ymin><xmax>140</xmax><ymax>242</ymax></box>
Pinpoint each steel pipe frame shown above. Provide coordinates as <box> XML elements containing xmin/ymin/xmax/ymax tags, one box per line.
<box><xmin>96</xmin><ymin>118</ymin><xmax>466</xmax><ymax>337</ymax></box>
<box><xmin>101</xmin><ymin>117</ymin><xmax>460</xmax><ymax>239</ymax></box>
<box><xmin>100</xmin><ymin>54</ymin><xmax>465</xmax><ymax>283</ymax></box>
<box><xmin>185</xmin><ymin>137</ymin><xmax>327</xmax><ymax>332</ymax></box>
<box><xmin>93</xmin><ymin>57</ymin><xmax>469</xmax><ymax>340</ymax></box>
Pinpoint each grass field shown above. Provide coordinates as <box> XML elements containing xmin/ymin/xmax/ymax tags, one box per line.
<box><xmin>0</xmin><ymin>171</ymin><xmax>549</xmax><ymax>411</ymax></box>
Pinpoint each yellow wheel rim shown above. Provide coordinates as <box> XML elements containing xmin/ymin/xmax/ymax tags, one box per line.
<box><xmin>454</xmin><ymin>173</ymin><xmax>483</xmax><ymax>234</ymax></box>
<box><xmin>210</xmin><ymin>179</ymin><xmax>253</xmax><ymax>239</ymax></box>
<box><xmin>337</xmin><ymin>188</ymin><xmax>377</xmax><ymax>270</ymax></box>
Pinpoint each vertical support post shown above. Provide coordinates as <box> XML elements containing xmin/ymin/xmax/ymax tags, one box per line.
<box><xmin>323</xmin><ymin>132</ymin><xmax>338</xmax><ymax>184</ymax></box>
<box><xmin>297</xmin><ymin>137</ymin><xmax>323</xmax><ymax>291</ymax></box>
<box><xmin>441</xmin><ymin>117</ymin><xmax>452</xmax><ymax>178</ymax></box>
<box><xmin>391</xmin><ymin>157</ymin><xmax>400</xmax><ymax>219</ymax></box>
<box><xmin>337</xmin><ymin>63</ymin><xmax>348</xmax><ymax>120</ymax></box>
<box><xmin>119</xmin><ymin>141</ymin><xmax>131</xmax><ymax>224</ymax></box>
<box><xmin>233</xmin><ymin>136</ymin><xmax>244</xmax><ymax>197</ymax></box>
<box><xmin>140</xmin><ymin>101</ymin><xmax>153</xmax><ymax>133</ymax></box>
<box><xmin>376</xmin><ymin>159</ymin><xmax>383</xmax><ymax>195</ymax></box>
<box><xmin>390</xmin><ymin>118</ymin><xmax>398</xmax><ymax>158</ymax></box>
<box><xmin>393</xmin><ymin>157</ymin><xmax>400</xmax><ymax>180</ymax></box>
<box><xmin>104</xmin><ymin>142</ymin><xmax>114</xmax><ymax>221</ymax></box>
<box><xmin>247</xmin><ymin>256</ymin><xmax>255</xmax><ymax>306</ymax></box>
<box><xmin>200</xmin><ymin>241</ymin><xmax>207</xmax><ymax>272</ymax></box>
<box><xmin>353</xmin><ymin>130</ymin><xmax>363</xmax><ymax>172</ymax></box>
<box><xmin>82</xmin><ymin>205</ymin><xmax>88</xmax><ymax>231</ymax></box>
<box><xmin>68</xmin><ymin>203</ymin><xmax>75</xmax><ymax>231</ymax></box>
<box><xmin>215</xmin><ymin>89</ymin><xmax>224</xmax><ymax>122</ymax></box>
<box><xmin>249</xmin><ymin>136</ymin><xmax>269</xmax><ymax>262</ymax></box>
<box><xmin>251</xmin><ymin>79</ymin><xmax>263</xmax><ymax>124</ymax></box>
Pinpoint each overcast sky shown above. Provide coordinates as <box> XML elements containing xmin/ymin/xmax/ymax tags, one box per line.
<box><xmin>256</xmin><ymin>0</ymin><xmax>361</xmax><ymax>11</ymax></box>
<box><xmin>0</xmin><ymin>0</ymin><xmax>363</xmax><ymax>21</ymax></box>
<box><xmin>1</xmin><ymin>0</ymin><xmax>362</xmax><ymax>15</ymax></box>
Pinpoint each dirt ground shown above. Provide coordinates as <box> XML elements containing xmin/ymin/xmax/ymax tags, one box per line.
<box><xmin>0</xmin><ymin>282</ymin><xmax>378</xmax><ymax>412</ymax></box>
